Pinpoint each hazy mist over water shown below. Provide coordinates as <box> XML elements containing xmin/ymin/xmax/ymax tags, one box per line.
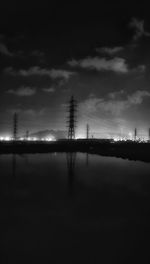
<box><xmin>1</xmin><ymin>153</ymin><xmax>150</xmax><ymax>263</ymax></box>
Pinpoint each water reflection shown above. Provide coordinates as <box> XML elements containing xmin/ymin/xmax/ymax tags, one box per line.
<box><xmin>12</xmin><ymin>154</ymin><xmax>16</xmax><ymax>180</ymax></box>
<box><xmin>8</xmin><ymin>154</ymin><xmax>17</xmax><ymax>197</ymax></box>
<box><xmin>66</xmin><ymin>152</ymin><xmax>89</xmax><ymax>195</ymax></box>
<box><xmin>86</xmin><ymin>152</ymin><xmax>89</xmax><ymax>167</ymax></box>
<box><xmin>66</xmin><ymin>152</ymin><xmax>76</xmax><ymax>195</ymax></box>
<box><xmin>1</xmin><ymin>153</ymin><xmax>150</xmax><ymax>263</ymax></box>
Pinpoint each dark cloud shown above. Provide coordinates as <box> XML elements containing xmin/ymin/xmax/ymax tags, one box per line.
<box><xmin>7</xmin><ymin>86</ymin><xmax>36</xmax><ymax>96</ymax></box>
<box><xmin>8</xmin><ymin>107</ymin><xmax>45</xmax><ymax>117</ymax></box>
<box><xmin>30</xmin><ymin>50</ymin><xmax>45</xmax><ymax>58</ymax></box>
<box><xmin>0</xmin><ymin>34</ymin><xmax>4</xmax><ymax>40</ymax></box>
<box><xmin>96</xmin><ymin>46</ymin><xmax>124</xmax><ymax>55</ymax></box>
<box><xmin>42</xmin><ymin>87</ymin><xmax>55</xmax><ymax>93</ymax></box>
<box><xmin>129</xmin><ymin>17</ymin><xmax>150</xmax><ymax>41</ymax></box>
<box><xmin>68</xmin><ymin>57</ymin><xmax>145</xmax><ymax>74</ymax></box>
<box><xmin>29</xmin><ymin>50</ymin><xmax>45</xmax><ymax>63</ymax></box>
<box><xmin>4</xmin><ymin>66</ymin><xmax>75</xmax><ymax>80</ymax></box>
<box><xmin>0</xmin><ymin>42</ymin><xmax>14</xmax><ymax>57</ymax></box>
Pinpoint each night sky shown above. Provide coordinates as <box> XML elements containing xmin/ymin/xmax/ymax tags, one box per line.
<box><xmin>1</xmin><ymin>2</ymin><xmax>150</xmax><ymax>139</ymax></box>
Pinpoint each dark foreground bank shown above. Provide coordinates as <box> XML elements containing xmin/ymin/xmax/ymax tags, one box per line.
<box><xmin>0</xmin><ymin>139</ymin><xmax>150</xmax><ymax>162</ymax></box>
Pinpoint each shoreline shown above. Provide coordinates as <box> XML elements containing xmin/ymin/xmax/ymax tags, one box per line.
<box><xmin>0</xmin><ymin>139</ymin><xmax>150</xmax><ymax>163</ymax></box>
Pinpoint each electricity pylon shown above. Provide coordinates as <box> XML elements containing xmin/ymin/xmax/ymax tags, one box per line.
<box><xmin>13</xmin><ymin>112</ymin><xmax>18</xmax><ymax>141</ymax></box>
<box><xmin>67</xmin><ymin>96</ymin><xmax>77</xmax><ymax>140</ymax></box>
<box><xmin>86</xmin><ymin>123</ymin><xmax>89</xmax><ymax>139</ymax></box>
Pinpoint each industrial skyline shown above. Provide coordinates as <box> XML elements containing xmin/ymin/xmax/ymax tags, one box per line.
<box><xmin>0</xmin><ymin>95</ymin><xmax>150</xmax><ymax>142</ymax></box>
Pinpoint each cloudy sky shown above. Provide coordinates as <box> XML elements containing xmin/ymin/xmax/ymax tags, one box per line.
<box><xmin>0</xmin><ymin>1</ymin><xmax>150</xmax><ymax>138</ymax></box>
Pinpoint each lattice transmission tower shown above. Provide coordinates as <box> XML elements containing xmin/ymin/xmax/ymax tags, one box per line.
<box><xmin>13</xmin><ymin>112</ymin><xmax>18</xmax><ymax>140</ymax></box>
<box><xmin>67</xmin><ymin>96</ymin><xmax>77</xmax><ymax>139</ymax></box>
<box><xmin>134</xmin><ymin>128</ymin><xmax>137</xmax><ymax>141</ymax></box>
<box><xmin>86</xmin><ymin>124</ymin><xmax>89</xmax><ymax>139</ymax></box>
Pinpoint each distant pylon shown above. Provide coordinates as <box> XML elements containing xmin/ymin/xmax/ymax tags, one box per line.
<box><xmin>13</xmin><ymin>112</ymin><xmax>18</xmax><ymax>140</ymax></box>
<box><xmin>149</xmin><ymin>128</ymin><xmax>150</xmax><ymax>141</ymax></box>
<box><xmin>134</xmin><ymin>128</ymin><xmax>137</xmax><ymax>141</ymax></box>
<box><xmin>26</xmin><ymin>130</ymin><xmax>29</xmax><ymax>140</ymax></box>
<box><xmin>67</xmin><ymin>96</ymin><xmax>77</xmax><ymax>140</ymax></box>
<box><xmin>86</xmin><ymin>124</ymin><xmax>89</xmax><ymax>139</ymax></box>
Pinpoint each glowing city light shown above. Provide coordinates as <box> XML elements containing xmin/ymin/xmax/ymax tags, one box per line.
<box><xmin>26</xmin><ymin>137</ymin><xmax>38</xmax><ymax>141</ymax></box>
<box><xmin>0</xmin><ymin>136</ymin><xmax>12</xmax><ymax>141</ymax></box>
<box><xmin>44</xmin><ymin>136</ymin><xmax>56</xmax><ymax>141</ymax></box>
<box><xmin>0</xmin><ymin>133</ymin><xmax>149</xmax><ymax>143</ymax></box>
<box><xmin>45</xmin><ymin>138</ymin><xmax>53</xmax><ymax>141</ymax></box>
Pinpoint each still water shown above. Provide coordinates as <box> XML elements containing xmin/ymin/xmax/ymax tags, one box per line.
<box><xmin>1</xmin><ymin>153</ymin><xmax>150</xmax><ymax>263</ymax></box>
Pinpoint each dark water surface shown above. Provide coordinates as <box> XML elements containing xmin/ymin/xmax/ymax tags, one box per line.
<box><xmin>1</xmin><ymin>153</ymin><xmax>150</xmax><ymax>263</ymax></box>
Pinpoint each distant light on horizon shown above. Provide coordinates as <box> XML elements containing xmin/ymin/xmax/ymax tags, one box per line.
<box><xmin>0</xmin><ymin>136</ymin><xmax>12</xmax><ymax>141</ymax></box>
<box><xmin>0</xmin><ymin>133</ymin><xmax>149</xmax><ymax>143</ymax></box>
<box><xmin>0</xmin><ymin>135</ymin><xmax>56</xmax><ymax>142</ymax></box>
<box><xmin>45</xmin><ymin>137</ymin><xmax>56</xmax><ymax>141</ymax></box>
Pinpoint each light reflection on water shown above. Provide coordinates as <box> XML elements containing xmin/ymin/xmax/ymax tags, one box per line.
<box><xmin>0</xmin><ymin>153</ymin><xmax>150</xmax><ymax>263</ymax></box>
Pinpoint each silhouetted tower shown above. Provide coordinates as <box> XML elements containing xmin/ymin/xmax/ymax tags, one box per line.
<box><xmin>149</xmin><ymin>128</ymin><xmax>150</xmax><ymax>141</ymax></box>
<box><xmin>67</xmin><ymin>96</ymin><xmax>77</xmax><ymax>139</ymax></box>
<box><xmin>26</xmin><ymin>130</ymin><xmax>29</xmax><ymax>140</ymax></box>
<box><xmin>134</xmin><ymin>128</ymin><xmax>137</xmax><ymax>141</ymax></box>
<box><xmin>86</xmin><ymin>124</ymin><xmax>89</xmax><ymax>139</ymax></box>
<box><xmin>13</xmin><ymin>113</ymin><xmax>18</xmax><ymax>140</ymax></box>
